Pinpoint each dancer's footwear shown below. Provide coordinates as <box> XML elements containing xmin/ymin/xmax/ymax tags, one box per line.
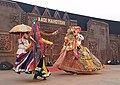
<box><xmin>43</xmin><ymin>77</ymin><xmax>46</xmax><ymax>80</ymax></box>
<box><xmin>33</xmin><ymin>74</ymin><xmax>38</xmax><ymax>80</ymax></box>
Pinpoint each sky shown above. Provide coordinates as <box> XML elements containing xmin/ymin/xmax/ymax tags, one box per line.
<box><xmin>12</xmin><ymin>0</ymin><xmax>120</xmax><ymax>22</ymax></box>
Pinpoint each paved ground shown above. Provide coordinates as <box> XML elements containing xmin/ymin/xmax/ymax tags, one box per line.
<box><xmin>0</xmin><ymin>65</ymin><xmax>120</xmax><ymax>85</ymax></box>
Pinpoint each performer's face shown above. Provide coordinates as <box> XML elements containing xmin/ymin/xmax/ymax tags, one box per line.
<box><xmin>24</xmin><ymin>33</ymin><xmax>29</xmax><ymax>39</ymax></box>
<box><xmin>74</xmin><ymin>29</ymin><xmax>80</xmax><ymax>36</ymax></box>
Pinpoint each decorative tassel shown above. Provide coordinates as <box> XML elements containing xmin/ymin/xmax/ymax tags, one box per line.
<box><xmin>8</xmin><ymin>33</ymin><xmax>11</xmax><ymax>42</ymax></box>
<box><xmin>20</xmin><ymin>33</ymin><xmax>22</xmax><ymax>39</ymax></box>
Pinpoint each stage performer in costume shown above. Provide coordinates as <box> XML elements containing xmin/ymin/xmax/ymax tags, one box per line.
<box><xmin>12</xmin><ymin>18</ymin><xmax>57</xmax><ymax>80</ymax></box>
<box><xmin>53</xmin><ymin>26</ymin><xmax>103</xmax><ymax>74</ymax></box>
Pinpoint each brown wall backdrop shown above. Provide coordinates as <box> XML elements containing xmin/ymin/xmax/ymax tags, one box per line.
<box><xmin>0</xmin><ymin>0</ymin><xmax>120</xmax><ymax>64</ymax></box>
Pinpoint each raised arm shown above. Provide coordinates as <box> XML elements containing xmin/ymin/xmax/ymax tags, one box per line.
<box><xmin>40</xmin><ymin>30</ymin><xmax>59</xmax><ymax>36</ymax></box>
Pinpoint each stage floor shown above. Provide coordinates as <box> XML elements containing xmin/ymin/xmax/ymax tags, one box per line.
<box><xmin>0</xmin><ymin>65</ymin><xmax>120</xmax><ymax>85</ymax></box>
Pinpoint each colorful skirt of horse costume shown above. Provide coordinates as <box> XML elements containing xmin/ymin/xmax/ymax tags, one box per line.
<box><xmin>53</xmin><ymin>45</ymin><xmax>103</xmax><ymax>73</ymax></box>
<box><xmin>13</xmin><ymin>48</ymin><xmax>51</xmax><ymax>78</ymax></box>
<box><xmin>54</xmin><ymin>25</ymin><xmax>103</xmax><ymax>74</ymax></box>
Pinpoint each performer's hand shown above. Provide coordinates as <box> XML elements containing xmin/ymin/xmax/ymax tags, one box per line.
<box><xmin>74</xmin><ymin>57</ymin><xmax>78</xmax><ymax>60</ymax></box>
<box><xmin>50</xmin><ymin>44</ymin><xmax>54</xmax><ymax>49</ymax></box>
<box><xmin>43</xmin><ymin>55</ymin><xmax>46</xmax><ymax>58</ymax></box>
<box><xmin>52</xmin><ymin>30</ymin><xmax>59</xmax><ymax>35</ymax></box>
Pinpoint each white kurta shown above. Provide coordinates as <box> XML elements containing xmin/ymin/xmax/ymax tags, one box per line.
<box><xmin>16</xmin><ymin>38</ymin><xmax>29</xmax><ymax>55</ymax></box>
<box><xmin>76</xmin><ymin>34</ymin><xmax>84</xmax><ymax>45</ymax></box>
